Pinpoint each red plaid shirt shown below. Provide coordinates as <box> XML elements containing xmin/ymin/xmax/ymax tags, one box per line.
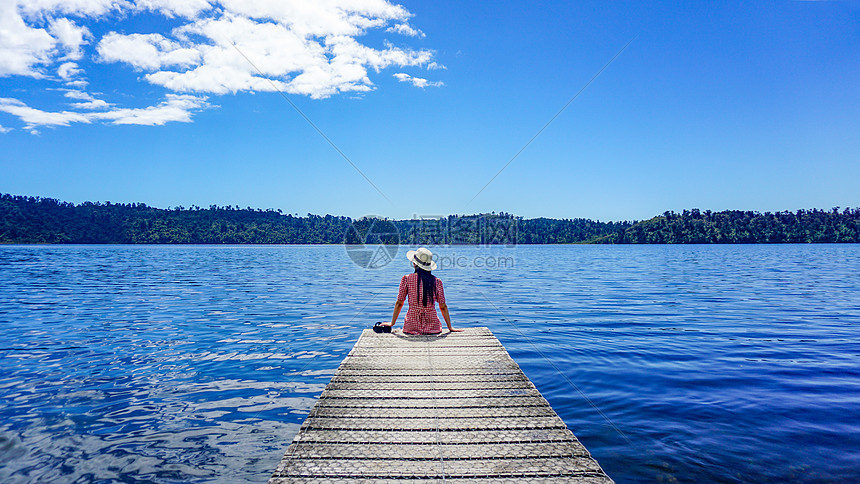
<box><xmin>397</xmin><ymin>273</ymin><xmax>446</xmax><ymax>334</ymax></box>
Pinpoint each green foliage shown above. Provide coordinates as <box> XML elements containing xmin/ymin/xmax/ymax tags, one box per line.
<box><xmin>0</xmin><ymin>195</ymin><xmax>629</xmax><ymax>245</ymax></box>
<box><xmin>518</xmin><ymin>217</ymin><xmax>633</xmax><ymax>244</ymax></box>
<box><xmin>2</xmin><ymin>194</ymin><xmax>857</xmax><ymax>244</ymax></box>
<box><xmin>0</xmin><ymin>194</ymin><xmax>352</xmax><ymax>244</ymax></box>
<box><xmin>591</xmin><ymin>208</ymin><xmax>860</xmax><ymax>244</ymax></box>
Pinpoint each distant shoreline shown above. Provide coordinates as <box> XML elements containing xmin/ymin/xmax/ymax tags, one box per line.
<box><xmin>3</xmin><ymin>193</ymin><xmax>858</xmax><ymax>244</ymax></box>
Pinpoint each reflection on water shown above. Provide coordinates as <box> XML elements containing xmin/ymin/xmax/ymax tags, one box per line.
<box><xmin>1</xmin><ymin>244</ymin><xmax>859</xmax><ymax>483</ymax></box>
<box><xmin>0</xmin><ymin>246</ymin><xmax>361</xmax><ymax>483</ymax></box>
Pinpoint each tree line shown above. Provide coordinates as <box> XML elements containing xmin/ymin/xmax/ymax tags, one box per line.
<box><xmin>1</xmin><ymin>193</ymin><xmax>857</xmax><ymax>244</ymax></box>
<box><xmin>593</xmin><ymin>208</ymin><xmax>860</xmax><ymax>244</ymax></box>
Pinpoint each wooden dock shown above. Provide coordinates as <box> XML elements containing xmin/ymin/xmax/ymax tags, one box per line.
<box><xmin>270</xmin><ymin>327</ymin><xmax>613</xmax><ymax>483</ymax></box>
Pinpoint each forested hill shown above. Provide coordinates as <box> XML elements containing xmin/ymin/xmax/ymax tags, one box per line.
<box><xmin>0</xmin><ymin>193</ymin><xmax>628</xmax><ymax>244</ymax></box>
<box><xmin>1</xmin><ymin>193</ymin><xmax>857</xmax><ymax>244</ymax></box>
<box><xmin>594</xmin><ymin>208</ymin><xmax>860</xmax><ymax>244</ymax></box>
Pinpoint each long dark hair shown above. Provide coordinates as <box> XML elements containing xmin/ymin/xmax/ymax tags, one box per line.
<box><xmin>414</xmin><ymin>265</ymin><xmax>436</xmax><ymax>307</ymax></box>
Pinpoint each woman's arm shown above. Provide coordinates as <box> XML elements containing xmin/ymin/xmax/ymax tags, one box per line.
<box><xmin>386</xmin><ymin>275</ymin><xmax>408</xmax><ymax>327</ymax></box>
<box><xmin>386</xmin><ymin>300</ymin><xmax>404</xmax><ymax>327</ymax></box>
<box><xmin>438</xmin><ymin>302</ymin><xmax>463</xmax><ymax>332</ymax></box>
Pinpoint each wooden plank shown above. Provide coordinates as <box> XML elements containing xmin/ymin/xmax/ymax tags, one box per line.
<box><xmin>269</xmin><ymin>327</ymin><xmax>613</xmax><ymax>483</ymax></box>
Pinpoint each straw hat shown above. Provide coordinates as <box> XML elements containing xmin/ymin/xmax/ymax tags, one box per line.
<box><xmin>407</xmin><ymin>247</ymin><xmax>437</xmax><ymax>271</ymax></box>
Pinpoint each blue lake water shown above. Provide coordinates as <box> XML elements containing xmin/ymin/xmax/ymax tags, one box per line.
<box><xmin>0</xmin><ymin>244</ymin><xmax>858</xmax><ymax>483</ymax></box>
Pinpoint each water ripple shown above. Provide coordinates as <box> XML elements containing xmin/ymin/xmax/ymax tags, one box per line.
<box><xmin>1</xmin><ymin>244</ymin><xmax>859</xmax><ymax>482</ymax></box>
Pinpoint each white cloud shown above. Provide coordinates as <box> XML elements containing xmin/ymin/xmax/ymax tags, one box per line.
<box><xmin>98</xmin><ymin>11</ymin><xmax>435</xmax><ymax>99</ymax></box>
<box><xmin>71</xmin><ymin>99</ymin><xmax>110</xmax><ymax>109</ymax></box>
<box><xmin>57</xmin><ymin>61</ymin><xmax>84</xmax><ymax>80</ymax></box>
<box><xmin>93</xmin><ymin>94</ymin><xmax>210</xmax><ymax>125</ymax></box>
<box><xmin>393</xmin><ymin>72</ymin><xmax>443</xmax><ymax>88</ymax></box>
<box><xmin>0</xmin><ymin>1</ymin><xmax>99</xmax><ymax>77</ymax></box>
<box><xmin>63</xmin><ymin>89</ymin><xmax>111</xmax><ymax>110</ymax></box>
<box><xmin>0</xmin><ymin>94</ymin><xmax>209</xmax><ymax>130</ymax></box>
<box><xmin>134</xmin><ymin>0</ymin><xmax>213</xmax><ymax>18</ymax></box>
<box><xmin>217</xmin><ymin>0</ymin><xmax>412</xmax><ymax>38</ymax></box>
<box><xmin>50</xmin><ymin>17</ymin><xmax>91</xmax><ymax>60</ymax></box>
<box><xmin>0</xmin><ymin>124</ymin><xmax>12</xmax><ymax>133</ymax></box>
<box><xmin>386</xmin><ymin>23</ymin><xmax>424</xmax><ymax>38</ymax></box>
<box><xmin>0</xmin><ymin>0</ymin><xmax>442</xmax><ymax>129</ymax></box>
<box><xmin>0</xmin><ymin>2</ymin><xmax>56</xmax><ymax>76</ymax></box>
<box><xmin>98</xmin><ymin>32</ymin><xmax>202</xmax><ymax>70</ymax></box>
<box><xmin>0</xmin><ymin>97</ymin><xmax>92</xmax><ymax>128</ymax></box>
<box><xmin>63</xmin><ymin>89</ymin><xmax>94</xmax><ymax>100</ymax></box>
<box><xmin>16</xmin><ymin>0</ymin><xmax>119</xmax><ymax>17</ymax></box>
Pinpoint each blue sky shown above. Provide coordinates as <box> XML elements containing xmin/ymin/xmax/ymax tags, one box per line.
<box><xmin>1</xmin><ymin>1</ymin><xmax>858</xmax><ymax>221</ymax></box>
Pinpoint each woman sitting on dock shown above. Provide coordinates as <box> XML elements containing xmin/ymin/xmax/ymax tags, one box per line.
<box><xmin>383</xmin><ymin>248</ymin><xmax>462</xmax><ymax>334</ymax></box>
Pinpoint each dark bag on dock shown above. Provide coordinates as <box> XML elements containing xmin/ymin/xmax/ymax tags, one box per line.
<box><xmin>372</xmin><ymin>322</ymin><xmax>392</xmax><ymax>333</ymax></box>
